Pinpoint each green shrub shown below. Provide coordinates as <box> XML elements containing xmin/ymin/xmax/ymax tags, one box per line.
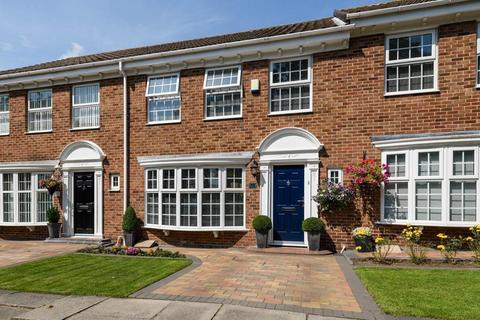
<box><xmin>302</xmin><ymin>217</ymin><xmax>325</xmax><ymax>233</ymax></box>
<box><xmin>122</xmin><ymin>207</ymin><xmax>139</xmax><ymax>232</ymax></box>
<box><xmin>252</xmin><ymin>215</ymin><xmax>272</xmax><ymax>234</ymax></box>
<box><xmin>46</xmin><ymin>207</ymin><xmax>60</xmax><ymax>223</ymax></box>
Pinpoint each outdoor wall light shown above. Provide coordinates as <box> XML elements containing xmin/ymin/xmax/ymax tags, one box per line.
<box><xmin>250</xmin><ymin>160</ymin><xmax>259</xmax><ymax>178</ymax></box>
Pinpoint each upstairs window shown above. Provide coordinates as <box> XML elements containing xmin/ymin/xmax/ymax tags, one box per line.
<box><xmin>72</xmin><ymin>84</ymin><xmax>100</xmax><ymax>129</ymax></box>
<box><xmin>28</xmin><ymin>89</ymin><xmax>52</xmax><ymax>132</ymax></box>
<box><xmin>385</xmin><ymin>30</ymin><xmax>437</xmax><ymax>95</ymax></box>
<box><xmin>146</xmin><ymin>74</ymin><xmax>180</xmax><ymax>124</ymax></box>
<box><xmin>477</xmin><ymin>23</ymin><xmax>480</xmax><ymax>87</ymax></box>
<box><xmin>204</xmin><ymin>66</ymin><xmax>242</xmax><ymax>119</ymax></box>
<box><xmin>270</xmin><ymin>57</ymin><xmax>312</xmax><ymax>114</ymax></box>
<box><xmin>0</xmin><ymin>95</ymin><xmax>9</xmax><ymax>135</ymax></box>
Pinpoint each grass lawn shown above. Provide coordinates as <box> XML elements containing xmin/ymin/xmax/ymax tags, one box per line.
<box><xmin>355</xmin><ymin>267</ymin><xmax>480</xmax><ymax>320</ymax></box>
<box><xmin>0</xmin><ymin>254</ymin><xmax>191</xmax><ymax>297</ymax></box>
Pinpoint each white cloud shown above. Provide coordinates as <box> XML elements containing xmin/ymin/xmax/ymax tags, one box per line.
<box><xmin>0</xmin><ymin>42</ymin><xmax>13</xmax><ymax>52</ymax></box>
<box><xmin>59</xmin><ymin>42</ymin><xmax>85</xmax><ymax>59</ymax></box>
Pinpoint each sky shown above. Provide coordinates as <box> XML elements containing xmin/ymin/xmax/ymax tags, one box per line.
<box><xmin>0</xmin><ymin>0</ymin><xmax>380</xmax><ymax>71</ymax></box>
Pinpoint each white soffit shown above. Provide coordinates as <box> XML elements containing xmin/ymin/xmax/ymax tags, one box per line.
<box><xmin>371</xmin><ymin>131</ymin><xmax>480</xmax><ymax>150</ymax></box>
<box><xmin>137</xmin><ymin>151</ymin><xmax>255</xmax><ymax>168</ymax></box>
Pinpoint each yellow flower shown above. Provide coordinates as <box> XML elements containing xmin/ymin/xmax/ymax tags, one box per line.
<box><xmin>355</xmin><ymin>246</ymin><xmax>362</xmax><ymax>251</ymax></box>
<box><xmin>465</xmin><ymin>237</ymin><xmax>474</xmax><ymax>242</ymax></box>
<box><xmin>437</xmin><ymin>233</ymin><xmax>448</xmax><ymax>239</ymax></box>
<box><xmin>375</xmin><ymin>237</ymin><xmax>384</xmax><ymax>244</ymax></box>
<box><xmin>470</xmin><ymin>227</ymin><xmax>474</xmax><ymax>231</ymax></box>
<box><xmin>437</xmin><ymin>245</ymin><xmax>446</xmax><ymax>251</ymax></box>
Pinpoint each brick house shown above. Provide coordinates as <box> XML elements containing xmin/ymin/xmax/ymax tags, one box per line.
<box><xmin>1</xmin><ymin>0</ymin><xmax>480</xmax><ymax>249</ymax></box>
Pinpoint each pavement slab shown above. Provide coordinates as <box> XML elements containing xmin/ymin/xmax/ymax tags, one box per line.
<box><xmin>0</xmin><ymin>306</ymin><xmax>30</xmax><ymax>320</ymax></box>
<box><xmin>14</xmin><ymin>296</ymin><xmax>107</xmax><ymax>320</ymax></box>
<box><xmin>68</xmin><ymin>298</ymin><xmax>170</xmax><ymax>320</ymax></box>
<box><xmin>0</xmin><ymin>292</ymin><xmax>63</xmax><ymax>309</ymax></box>
<box><xmin>212</xmin><ymin>305</ymin><xmax>306</xmax><ymax>320</ymax></box>
<box><xmin>153</xmin><ymin>301</ymin><xmax>221</xmax><ymax>320</ymax></box>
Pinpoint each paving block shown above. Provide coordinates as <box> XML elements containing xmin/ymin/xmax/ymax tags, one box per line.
<box><xmin>14</xmin><ymin>296</ymin><xmax>106</xmax><ymax>320</ymax></box>
<box><xmin>308</xmin><ymin>316</ymin><xmax>347</xmax><ymax>320</ymax></box>
<box><xmin>0</xmin><ymin>292</ymin><xmax>63</xmax><ymax>308</ymax></box>
<box><xmin>213</xmin><ymin>305</ymin><xmax>306</xmax><ymax>320</ymax></box>
<box><xmin>153</xmin><ymin>301</ymin><xmax>220</xmax><ymax>320</ymax></box>
<box><xmin>68</xmin><ymin>298</ymin><xmax>170</xmax><ymax>320</ymax></box>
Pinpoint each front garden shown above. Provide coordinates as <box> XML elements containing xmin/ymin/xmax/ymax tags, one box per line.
<box><xmin>0</xmin><ymin>253</ymin><xmax>191</xmax><ymax>297</ymax></box>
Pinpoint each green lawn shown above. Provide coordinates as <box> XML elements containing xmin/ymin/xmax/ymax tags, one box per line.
<box><xmin>355</xmin><ymin>267</ymin><xmax>480</xmax><ymax>320</ymax></box>
<box><xmin>0</xmin><ymin>254</ymin><xmax>191</xmax><ymax>297</ymax></box>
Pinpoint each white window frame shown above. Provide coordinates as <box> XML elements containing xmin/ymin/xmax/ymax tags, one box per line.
<box><xmin>110</xmin><ymin>174</ymin><xmax>120</xmax><ymax>192</ymax></box>
<box><xmin>203</xmin><ymin>65</ymin><xmax>243</xmax><ymax>120</ymax></box>
<box><xmin>384</xmin><ymin>29</ymin><xmax>438</xmax><ymax>96</ymax></box>
<box><xmin>0</xmin><ymin>172</ymin><xmax>53</xmax><ymax>226</ymax></box>
<box><xmin>0</xmin><ymin>94</ymin><xmax>9</xmax><ymax>136</ymax></box>
<box><xmin>143</xmin><ymin>166</ymin><xmax>246</xmax><ymax>231</ymax></box>
<box><xmin>327</xmin><ymin>169</ymin><xmax>343</xmax><ymax>184</ymax></box>
<box><xmin>72</xmin><ymin>83</ymin><xmax>100</xmax><ymax>130</ymax></box>
<box><xmin>380</xmin><ymin>146</ymin><xmax>480</xmax><ymax>227</ymax></box>
<box><xmin>476</xmin><ymin>23</ymin><xmax>480</xmax><ymax>88</ymax></box>
<box><xmin>269</xmin><ymin>56</ymin><xmax>313</xmax><ymax>115</ymax></box>
<box><xmin>28</xmin><ymin>89</ymin><xmax>53</xmax><ymax>133</ymax></box>
<box><xmin>146</xmin><ymin>73</ymin><xmax>181</xmax><ymax>125</ymax></box>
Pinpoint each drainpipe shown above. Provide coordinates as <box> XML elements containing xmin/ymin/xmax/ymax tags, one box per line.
<box><xmin>119</xmin><ymin>61</ymin><xmax>128</xmax><ymax>212</ymax></box>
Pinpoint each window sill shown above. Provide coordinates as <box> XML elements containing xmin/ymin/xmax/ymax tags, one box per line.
<box><xmin>147</xmin><ymin>120</ymin><xmax>181</xmax><ymax>126</ymax></box>
<box><xmin>109</xmin><ymin>189</ymin><xmax>120</xmax><ymax>192</ymax></box>
<box><xmin>70</xmin><ymin>126</ymin><xmax>100</xmax><ymax>131</ymax></box>
<box><xmin>0</xmin><ymin>223</ymin><xmax>48</xmax><ymax>227</ymax></box>
<box><xmin>143</xmin><ymin>225</ymin><xmax>248</xmax><ymax>232</ymax></box>
<box><xmin>0</xmin><ymin>133</ymin><xmax>9</xmax><ymax>137</ymax></box>
<box><xmin>203</xmin><ymin>115</ymin><xmax>243</xmax><ymax>122</ymax></box>
<box><xmin>25</xmin><ymin>130</ymin><xmax>53</xmax><ymax>135</ymax></box>
<box><xmin>384</xmin><ymin>89</ymin><xmax>440</xmax><ymax>97</ymax></box>
<box><xmin>268</xmin><ymin>109</ymin><xmax>312</xmax><ymax>116</ymax></box>
<box><xmin>376</xmin><ymin>220</ymin><xmax>476</xmax><ymax>228</ymax></box>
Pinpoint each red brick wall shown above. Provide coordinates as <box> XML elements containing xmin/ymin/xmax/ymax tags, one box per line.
<box><xmin>0</xmin><ymin>79</ymin><xmax>125</xmax><ymax>239</ymax></box>
<box><xmin>1</xmin><ymin>21</ymin><xmax>478</xmax><ymax>248</ymax></box>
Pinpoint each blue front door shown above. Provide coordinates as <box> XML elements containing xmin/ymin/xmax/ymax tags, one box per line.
<box><xmin>273</xmin><ymin>165</ymin><xmax>305</xmax><ymax>242</ymax></box>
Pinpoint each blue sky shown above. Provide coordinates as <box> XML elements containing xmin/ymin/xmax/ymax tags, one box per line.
<box><xmin>0</xmin><ymin>0</ymin><xmax>380</xmax><ymax>71</ymax></box>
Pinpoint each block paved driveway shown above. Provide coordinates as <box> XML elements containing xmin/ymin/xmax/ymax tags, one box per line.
<box><xmin>136</xmin><ymin>248</ymin><xmax>365</xmax><ymax>316</ymax></box>
<box><xmin>0</xmin><ymin>240</ymin><xmax>85</xmax><ymax>267</ymax></box>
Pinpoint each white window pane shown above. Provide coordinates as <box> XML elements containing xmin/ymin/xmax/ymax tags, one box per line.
<box><xmin>201</xmin><ymin>193</ymin><xmax>221</xmax><ymax>227</ymax></box>
<box><xmin>73</xmin><ymin>85</ymin><xmax>99</xmax><ymax>105</ymax></box>
<box><xmin>37</xmin><ymin>191</ymin><xmax>52</xmax><ymax>223</ymax></box>
<box><xmin>181</xmin><ymin>169</ymin><xmax>196</xmax><ymax>189</ymax></box>
<box><xmin>147</xmin><ymin>170</ymin><xmax>157</xmax><ymax>190</ymax></box>
<box><xmin>180</xmin><ymin>193</ymin><xmax>197</xmax><ymax>226</ymax></box>
<box><xmin>148</xmin><ymin>97</ymin><xmax>180</xmax><ymax>123</ymax></box>
<box><xmin>205</xmin><ymin>91</ymin><xmax>241</xmax><ymax>118</ymax></box>
<box><xmin>225</xmin><ymin>192</ymin><xmax>244</xmax><ymax>227</ymax></box>
<box><xmin>386</xmin><ymin>62</ymin><xmax>435</xmax><ymax>93</ymax></box>
<box><xmin>226</xmin><ymin>168</ymin><xmax>242</xmax><ymax>189</ymax></box>
<box><xmin>28</xmin><ymin>110</ymin><xmax>52</xmax><ymax>132</ymax></box>
<box><xmin>450</xmin><ymin>181</ymin><xmax>477</xmax><ymax>222</ymax></box>
<box><xmin>28</xmin><ymin>90</ymin><xmax>52</xmax><ymax>109</ymax></box>
<box><xmin>203</xmin><ymin>168</ymin><xmax>219</xmax><ymax>189</ymax></box>
<box><xmin>72</xmin><ymin>105</ymin><xmax>99</xmax><ymax>128</ymax></box>
<box><xmin>384</xmin><ymin>182</ymin><xmax>408</xmax><ymax>220</ymax></box>
<box><xmin>161</xmin><ymin>193</ymin><xmax>176</xmax><ymax>226</ymax></box>
<box><xmin>205</xmin><ymin>68</ymin><xmax>240</xmax><ymax>88</ymax></box>
<box><xmin>148</xmin><ymin>75</ymin><xmax>179</xmax><ymax>95</ymax></box>
<box><xmin>416</xmin><ymin>181</ymin><xmax>442</xmax><ymax>221</ymax></box>
<box><xmin>146</xmin><ymin>193</ymin><xmax>159</xmax><ymax>225</ymax></box>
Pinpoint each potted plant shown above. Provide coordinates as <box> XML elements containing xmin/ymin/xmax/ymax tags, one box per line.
<box><xmin>345</xmin><ymin>159</ymin><xmax>390</xmax><ymax>191</ymax></box>
<box><xmin>40</xmin><ymin>177</ymin><xmax>62</xmax><ymax>196</ymax></box>
<box><xmin>352</xmin><ymin>227</ymin><xmax>374</xmax><ymax>252</ymax></box>
<box><xmin>123</xmin><ymin>206</ymin><xmax>139</xmax><ymax>246</ymax></box>
<box><xmin>302</xmin><ymin>217</ymin><xmax>325</xmax><ymax>251</ymax></box>
<box><xmin>46</xmin><ymin>207</ymin><xmax>61</xmax><ymax>239</ymax></box>
<box><xmin>252</xmin><ymin>215</ymin><xmax>272</xmax><ymax>248</ymax></box>
<box><xmin>313</xmin><ymin>181</ymin><xmax>354</xmax><ymax>213</ymax></box>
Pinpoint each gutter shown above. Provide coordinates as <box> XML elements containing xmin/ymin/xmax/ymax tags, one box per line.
<box><xmin>0</xmin><ymin>23</ymin><xmax>354</xmax><ymax>81</ymax></box>
<box><xmin>119</xmin><ymin>61</ymin><xmax>128</xmax><ymax>212</ymax></box>
<box><xmin>345</xmin><ymin>0</ymin><xmax>469</xmax><ymax>19</ymax></box>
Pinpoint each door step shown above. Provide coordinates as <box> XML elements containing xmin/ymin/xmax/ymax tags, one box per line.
<box><xmin>44</xmin><ymin>237</ymin><xmax>113</xmax><ymax>246</ymax></box>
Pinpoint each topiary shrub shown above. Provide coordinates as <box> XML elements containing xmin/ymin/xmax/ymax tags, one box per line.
<box><xmin>46</xmin><ymin>207</ymin><xmax>60</xmax><ymax>223</ymax></box>
<box><xmin>302</xmin><ymin>217</ymin><xmax>325</xmax><ymax>233</ymax></box>
<box><xmin>122</xmin><ymin>206</ymin><xmax>139</xmax><ymax>232</ymax></box>
<box><xmin>252</xmin><ymin>215</ymin><xmax>272</xmax><ymax>234</ymax></box>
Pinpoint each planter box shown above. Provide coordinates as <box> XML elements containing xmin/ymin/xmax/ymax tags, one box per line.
<box><xmin>255</xmin><ymin>231</ymin><xmax>268</xmax><ymax>248</ymax></box>
<box><xmin>307</xmin><ymin>232</ymin><xmax>321</xmax><ymax>251</ymax></box>
<box><xmin>47</xmin><ymin>223</ymin><xmax>61</xmax><ymax>239</ymax></box>
<box><xmin>354</xmin><ymin>236</ymin><xmax>375</xmax><ymax>252</ymax></box>
<box><xmin>124</xmin><ymin>231</ymin><xmax>136</xmax><ymax>247</ymax></box>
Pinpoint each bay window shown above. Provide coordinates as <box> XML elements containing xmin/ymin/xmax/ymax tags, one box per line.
<box><xmin>385</xmin><ymin>30</ymin><xmax>437</xmax><ymax>95</ymax></box>
<box><xmin>270</xmin><ymin>57</ymin><xmax>312</xmax><ymax>114</ymax></box>
<box><xmin>144</xmin><ymin>167</ymin><xmax>245</xmax><ymax>230</ymax></box>
<box><xmin>0</xmin><ymin>172</ymin><xmax>53</xmax><ymax>225</ymax></box>
<box><xmin>0</xmin><ymin>95</ymin><xmax>9</xmax><ymax>135</ymax></box>
<box><xmin>72</xmin><ymin>84</ymin><xmax>100</xmax><ymax>129</ymax></box>
<box><xmin>381</xmin><ymin>146</ymin><xmax>480</xmax><ymax>226</ymax></box>
<box><xmin>146</xmin><ymin>74</ymin><xmax>181</xmax><ymax>124</ymax></box>
<box><xmin>204</xmin><ymin>66</ymin><xmax>242</xmax><ymax>119</ymax></box>
<box><xmin>28</xmin><ymin>89</ymin><xmax>52</xmax><ymax>132</ymax></box>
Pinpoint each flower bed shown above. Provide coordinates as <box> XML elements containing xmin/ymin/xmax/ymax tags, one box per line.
<box><xmin>78</xmin><ymin>245</ymin><xmax>185</xmax><ymax>258</ymax></box>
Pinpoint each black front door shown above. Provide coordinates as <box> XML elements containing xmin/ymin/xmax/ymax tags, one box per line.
<box><xmin>74</xmin><ymin>172</ymin><xmax>95</xmax><ymax>234</ymax></box>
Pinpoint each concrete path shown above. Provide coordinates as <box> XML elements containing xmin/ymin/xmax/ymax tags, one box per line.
<box><xmin>0</xmin><ymin>241</ymin><xmax>85</xmax><ymax>268</ymax></box>
<box><xmin>0</xmin><ymin>290</ymin><xmax>352</xmax><ymax>320</ymax></box>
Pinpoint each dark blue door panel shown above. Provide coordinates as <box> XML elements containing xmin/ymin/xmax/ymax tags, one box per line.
<box><xmin>273</xmin><ymin>165</ymin><xmax>304</xmax><ymax>242</ymax></box>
